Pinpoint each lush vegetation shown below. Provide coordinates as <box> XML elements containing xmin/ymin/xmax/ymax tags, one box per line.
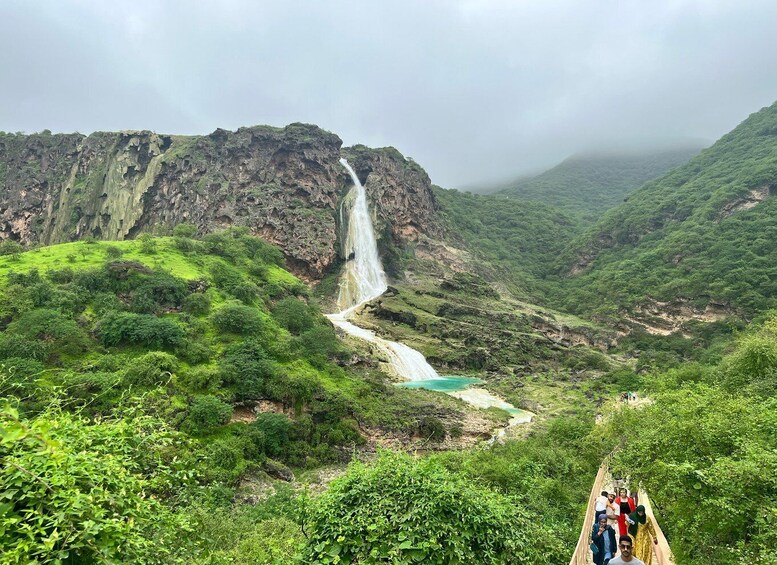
<box><xmin>496</xmin><ymin>148</ymin><xmax>700</xmax><ymax>221</ymax></box>
<box><xmin>559</xmin><ymin>101</ymin><xmax>777</xmax><ymax>319</ymax></box>
<box><xmin>598</xmin><ymin>311</ymin><xmax>777</xmax><ymax>564</ymax></box>
<box><xmin>0</xmin><ymin>229</ymin><xmax>498</xmax><ymax>563</ymax></box>
<box><xmin>434</xmin><ymin>186</ymin><xmax>581</xmax><ymax>295</ymax></box>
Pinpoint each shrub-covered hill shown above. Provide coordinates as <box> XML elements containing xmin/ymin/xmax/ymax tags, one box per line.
<box><xmin>497</xmin><ymin>147</ymin><xmax>701</xmax><ymax>221</ymax></box>
<box><xmin>0</xmin><ymin>228</ymin><xmax>505</xmax><ymax>562</ymax></box>
<box><xmin>433</xmin><ymin>186</ymin><xmax>582</xmax><ymax>296</ymax></box>
<box><xmin>558</xmin><ymin>100</ymin><xmax>777</xmax><ymax>322</ymax></box>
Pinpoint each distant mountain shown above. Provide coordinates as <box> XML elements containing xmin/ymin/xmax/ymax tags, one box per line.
<box><xmin>497</xmin><ymin>147</ymin><xmax>703</xmax><ymax>220</ymax></box>
<box><xmin>560</xmin><ymin>100</ymin><xmax>777</xmax><ymax>324</ymax></box>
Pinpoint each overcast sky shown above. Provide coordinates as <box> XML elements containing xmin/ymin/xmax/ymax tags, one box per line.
<box><xmin>2</xmin><ymin>0</ymin><xmax>776</xmax><ymax>187</ymax></box>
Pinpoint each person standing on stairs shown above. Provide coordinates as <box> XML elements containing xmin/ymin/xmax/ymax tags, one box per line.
<box><xmin>606</xmin><ymin>492</ymin><xmax>620</xmax><ymax>530</ymax></box>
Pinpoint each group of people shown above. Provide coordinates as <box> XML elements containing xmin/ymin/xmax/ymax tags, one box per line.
<box><xmin>591</xmin><ymin>488</ymin><xmax>658</xmax><ymax>565</ymax></box>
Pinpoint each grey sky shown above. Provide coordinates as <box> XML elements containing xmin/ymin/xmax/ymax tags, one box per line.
<box><xmin>2</xmin><ymin>0</ymin><xmax>776</xmax><ymax>187</ymax></box>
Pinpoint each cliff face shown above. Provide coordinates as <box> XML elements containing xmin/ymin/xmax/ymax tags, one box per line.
<box><xmin>0</xmin><ymin>125</ymin><xmax>441</xmax><ymax>279</ymax></box>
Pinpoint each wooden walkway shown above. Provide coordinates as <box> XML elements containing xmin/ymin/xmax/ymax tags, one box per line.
<box><xmin>569</xmin><ymin>463</ymin><xmax>675</xmax><ymax>565</ymax></box>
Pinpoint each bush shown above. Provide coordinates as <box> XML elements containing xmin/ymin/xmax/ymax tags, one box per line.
<box><xmin>272</xmin><ymin>297</ymin><xmax>315</xmax><ymax>335</ymax></box>
<box><xmin>303</xmin><ymin>451</ymin><xmax>551</xmax><ymax>564</ymax></box>
<box><xmin>7</xmin><ymin>308</ymin><xmax>89</xmax><ymax>356</ymax></box>
<box><xmin>417</xmin><ymin>415</ymin><xmax>446</xmax><ymax>442</ymax></box>
<box><xmin>183</xmin><ymin>293</ymin><xmax>211</xmax><ymax>316</ymax></box>
<box><xmin>173</xmin><ymin>223</ymin><xmax>198</xmax><ymax>238</ymax></box>
<box><xmin>123</xmin><ymin>351</ymin><xmax>179</xmax><ymax>387</ymax></box>
<box><xmin>138</xmin><ymin>233</ymin><xmax>157</xmax><ymax>254</ymax></box>
<box><xmin>210</xmin><ymin>302</ymin><xmax>267</xmax><ymax>336</ymax></box>
<box><xmin>219</xmin><ymin>340</ymin><xmax>278</xmax><ymax>401</ymax></box>
<box><xmin>177</xmin><ymin>365</ymin><xmax>221</xmax><ymax>392</ymax></box>
<box><xmin>0</xmin><ymin>334</ymin><xmax>50</xmax><ymax>361</ymax></box>
<box><xmin>250</xmin><ymin>413</ymin><xmax>293</xmax><ymax>458</ymax></box>
<box><xmin>0</xmin><ymin>239</ymin><xmax>23</xmax><ymax>256</ymax></box>
<box><xmin>184</xmin><ymin>395</ymin><xmax>233</xmax><ymax>434</ymax></box>
<box><xmin>99</xmin><ymin>311</ymin><xmax>184</xmax><ymax>350</ymax></box>
<box><xmin>105</xmin><ymin>245</ymin><xmax>124</xmax><ymax>260</ymax></box>
<box><xmin>0</xmin><ymin>405</ymin><xmax>195</xmax><ymax>563</ymax></box>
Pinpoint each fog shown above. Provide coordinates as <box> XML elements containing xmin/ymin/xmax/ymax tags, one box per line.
<box><xmin>2</xmin><ymin>0</ymin><xmax>776</xmax><ymax>187</ymax></box>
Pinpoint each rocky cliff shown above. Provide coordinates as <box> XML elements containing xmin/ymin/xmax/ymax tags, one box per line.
<box><xmin>0</xmin><ymin>125</ymin><xmax>441</xmax><ymax>279</ymax></box>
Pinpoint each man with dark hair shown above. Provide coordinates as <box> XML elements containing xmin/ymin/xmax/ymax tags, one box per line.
<box><xmin>594</xmin><ymin>490</ymin><xmax>609</xmax><ymax>520</ymax></box>
<box><xmin>607</xmin><ymin>535</ymin><xmax>645</xmax><ymax>565</ymax></box>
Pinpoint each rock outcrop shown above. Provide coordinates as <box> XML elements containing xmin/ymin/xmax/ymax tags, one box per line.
<box><xmin>0</xmin><ymin>126</ymin><xmax>441</xmax><ymax>279</ymax></box>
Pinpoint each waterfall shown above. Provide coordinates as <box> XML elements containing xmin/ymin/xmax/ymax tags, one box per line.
<box><xmin>336</xmin><ymin>159</ymin><xmax>388</xmax><ymax>314</ymax></box>
<box><xmin>327</xmin><ymin>159</ymin><xmax>440</xmax><ymax>381</ymax></box>
<box><xmin>326</xmin><ymin>158</ymin><xmax>533</xmax><ymax>434</ymax></box>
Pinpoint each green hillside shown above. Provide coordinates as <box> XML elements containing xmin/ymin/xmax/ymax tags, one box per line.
<box><xmin>434</xmin><ymin>186</ymin><xmax>582</xmax><ymax>296</ymax></box>
<box><xmin>0</xmin><ymin>229</ymin><xmax>519</xmax><ymax>562</ymax></box>
<box><xmin>498</xmin><ymin>147</ymin><xmax>701</xmax><ymax>221</ymax></box>
<box><xmin>558</xmin><ymin>100</ymin><xmax>777</xmax><ymax>320</ymax></box>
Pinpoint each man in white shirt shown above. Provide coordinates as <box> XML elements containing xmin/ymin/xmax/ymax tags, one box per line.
<box><xmin>608</xmin><ymin>535</ymin><xmax>645</xmax><ymax>565</ymax></box>
<box><xmin>594</xmin><ymin>490</ymin><xmax>609</xmax><ymax>521</ymax></box>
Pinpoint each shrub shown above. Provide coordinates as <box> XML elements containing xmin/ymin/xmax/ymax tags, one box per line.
<box><xmin>271</xmin><ymin>297</ymin><xmax>315</xmax><ymax>335</ymax></box>
<box><xmin>182</xmin><ymin>292</ymin><xmax>211</xmax><ymax>316</ymax></box>
<box><xmin>303</xmin><ymin>451</ymin><xmax>550</xmax><ymax>564</ymax></box>
<box><xmin>99</xmin><ymin>311</ymin><xmax>184</xmax><ymax>349</ymax></box>
<box><xmin>219</xmin><ymin>340</ymin><xmax>278</xmax><ymax>401</ymax></box>
<box><xmin>0</xmin><ymin>334</ymin><xmax>50</xmax><ymax>361</ymax></box>
<box><xmin>417</xmin><ymin>415</ymin><xmax>446</xmax><ymax>442</ymax></box>
<box><xmin>177</xmin><ymin>365</ymin><xmax>221</xmax><ymax>392</ymax></box>
<box><xmin>173</xmin><ymin>223</ymin><xmax>198</xmax><ymax>238</ymax></box>
<box><xmin>105</xmin><ymin>245</ymin><xmax>124</xmax><ymax>259</ymax></box>
<box><xmin>123</xmin><ymin>351</ymin><xmax>179</xmax><ymax>387</ymax></box>
<box><xmin>7</xmin><ymin>308</ymin><xmax>89</xmax><ymax>356</ymax></box>
<box><xmin>0</xmin><ymin>405</ymin><xmax>195</xmax><ymax>563</ymax></box>
<box><xmin>0</xmin><ymin>239</ymin><xmax>23</xmax><ymax>256</ymax></box>
<box><xmin>250</xmin><ymin>413</ymin><xmax>293</xmax><ymax>458</ymax></box>
<box><xmin>210</xmin><ymin>302</ymin><xmax>267</xmax><ymax>336</ymax></box>
<box><xmin>138</xmin><ymin>233</ymin><xmax>157</xmax><ymax>254</ymax></box>
<box><xmin>184</xmin><ymin>395</ymin><xmax>233</xmax><ymax>434</ymax></box>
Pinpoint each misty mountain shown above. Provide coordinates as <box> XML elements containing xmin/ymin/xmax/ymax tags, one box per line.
<box><xmin>496</xmin><ymin>147</ymin><xmax>703</xmax><ymax>220</ymax></box>
<box><xmin>560</xmin><ymin>100</ymin><xmax>777</xmax><ymax>322</ymax></box>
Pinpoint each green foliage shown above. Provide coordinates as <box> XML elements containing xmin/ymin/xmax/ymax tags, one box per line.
<box><xmin>303</xmin><ymin>450</ymin><xmax>552</xmax><ymax>564</ymax></box>
<box><xmin>219</xmin><ymin>340</ymin><xmax>278</xmax><ymax>401</ymax></box>
<box><xmin>417</xmin><ymin>415</ymin><xmax>446</xmax><ymax>441</ymax></box>
<box><xmin>0</xmin><ymin>239</ymin><xmax>23</xmax><ymax>256</ymax></box>
<box><xmin>0</xmin><ymin>404</ymin><xmax>196</xmax><ymax>563</ymax></box>
<box><xmin>182</xmin><ymin>292</ymin><xmax>211</xmax><ymax>316</ymax></box>
<box><xmin>434</xmin><ymin>186</ymin><xmax>580</xmax><ymax>294</ymax></box>
<box><xmin>138</xmin><ymin>232</ymin><xmax>157</xmax><ymax>254</ymax></box>
<box><xmin>272</xmin><ymin>296</ymin><xmax>316</xmax><ymax>335</ymax></box>
<box><xmin>561</xmin><ymin>101</ymin><xmax>777</xmax><ymax>318</ymax></box>
<box><xmin>498</xmin><ymin>148</ymin><xmax>700</xmax><ymax>220</ymax></box>
<box><xmin>7</xmin><ymin>308</ymin><xmax>88</xmax><ymax>356</ymax></box>
<box><xmin>211</xmin><ymin>301</ymin><xmax>268</xmax><ymax>336</ymax></box>
<box><xmin>99</xmin><ymin>311</ymin><xmax>184</xmax><ymax>349</ymax></box>
<box><xmin>183</xmin><ymin>395</ymin><xmax>233</xmax><ymax>434</ymax></box>
<box><xmin>123</xmin><ymin>351</ymin><xmax>179</xmax><ymax>387</ymax></box>
<box><xmin>173</xmin><ymin>223</ymin><xmax>198</xmax><ymax>238</ymax></box>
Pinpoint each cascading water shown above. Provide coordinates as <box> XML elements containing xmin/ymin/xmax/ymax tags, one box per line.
<box><xmin>328</xmin><ymin>159</ymin><xmax>440</xmax><ymax>381</ymax></box>
<box><xmin>327</xmin><ymin>159</ymin><xmax>532</xmax><ymax>433</ymax></box>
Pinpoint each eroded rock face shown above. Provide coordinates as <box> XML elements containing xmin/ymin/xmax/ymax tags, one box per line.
<box><xmin>0</xmin><ymin>126</ymin><xmax>441</xmax><ymax>280</ymax></box>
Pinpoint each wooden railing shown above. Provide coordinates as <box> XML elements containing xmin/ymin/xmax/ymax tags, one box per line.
<box><xmin>569</xmin><ymin>461</ymin><xmax>609</xmax><ymax>565</ymax></box>
<box><xmin>639</xmin><ymin>490</ymin><xmax>675</xmax><ymax>565</ymax></box>
<box><xmin>569</xmin><ymin>465</ymin><xmax>676</xmax><ymax>565</ymax></box>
